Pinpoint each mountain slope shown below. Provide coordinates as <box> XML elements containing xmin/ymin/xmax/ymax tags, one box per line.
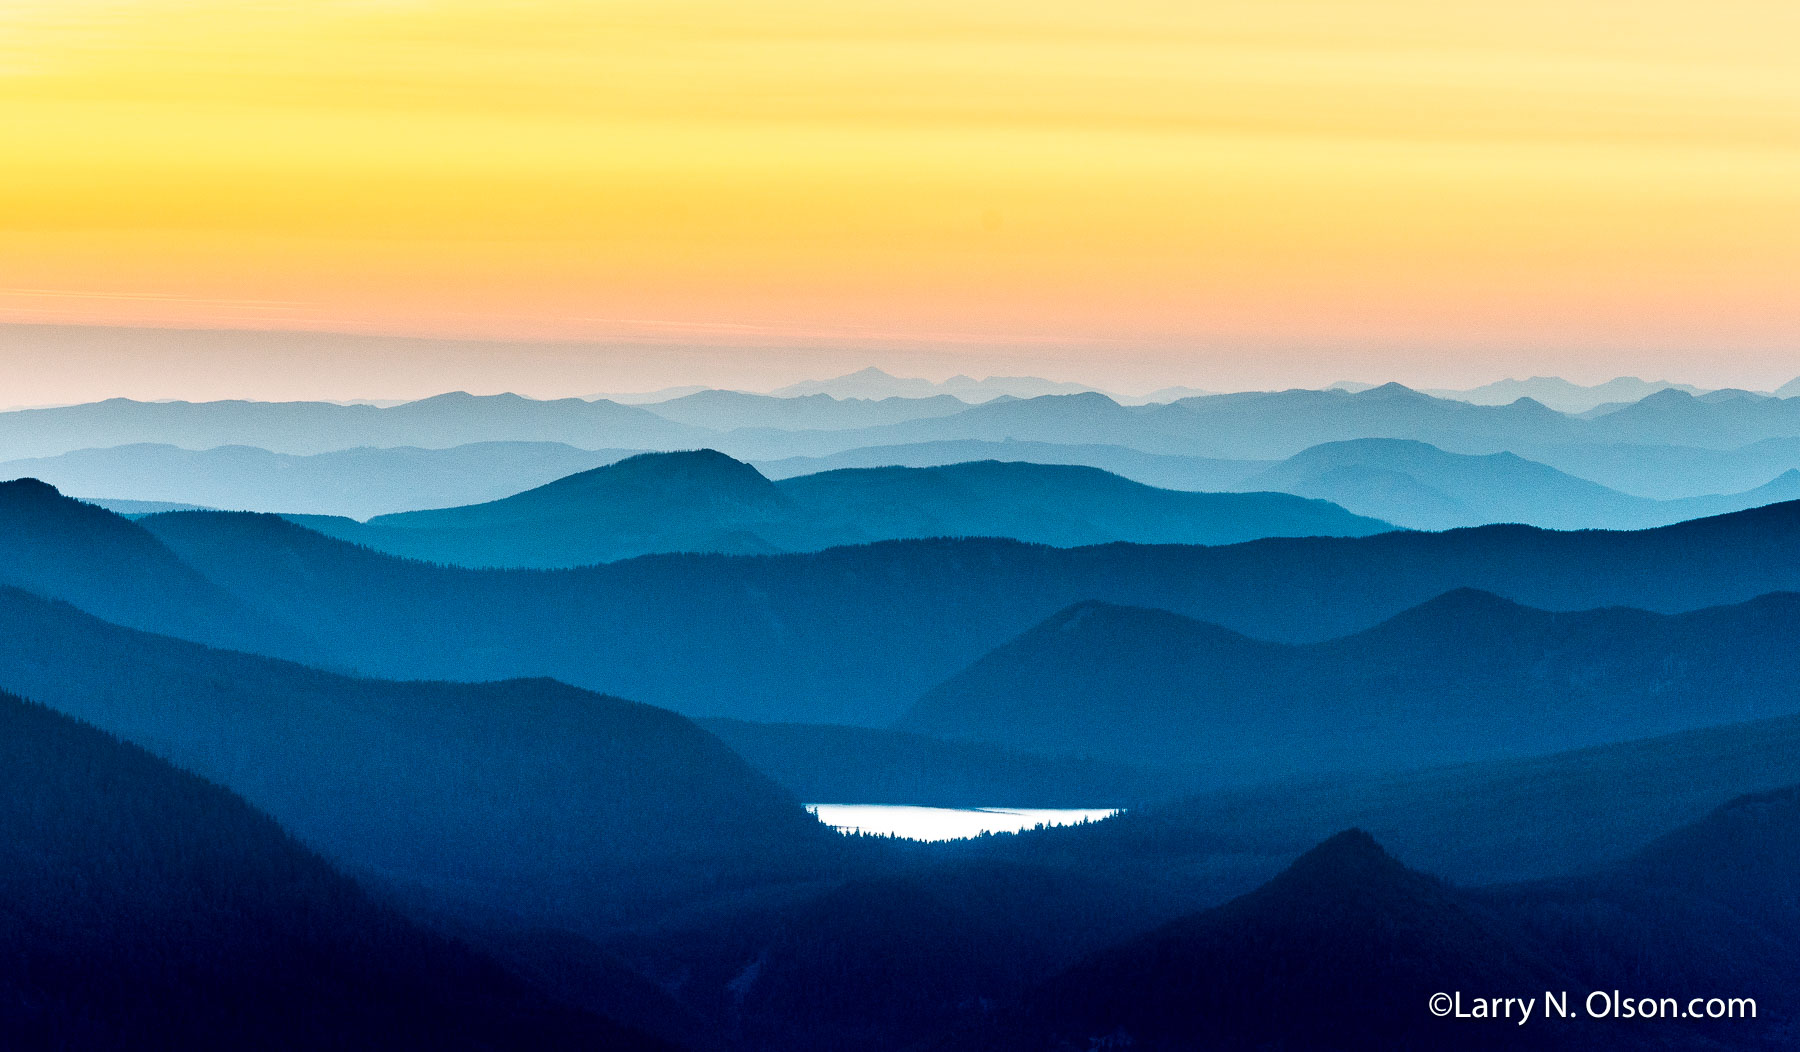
<box><xmin>0</xmin><ymin>478</ymin><xmax>315</xmax><ymax>659</ymax></box>
<box><xmin>1472</xmin><ymin>436</ymin><xmax>1800</xmax><ymax>500</ymax></box>
<box><xmin>970</xmin><ymin>826</ymin><xmax>1794</xmax><ymax>1052</ymax></box>
<box><xmin>1494</xmin><ymin>786</ymin><xmax>1800</xmax><ymax>1014</ymax></box>
<box><xmin>1582</xmin><ymin>387</ymin><xmax>1800</xmax><ymax>449</ymax></box>
<box><xmin>777</xmin><ymin>460</ymin><xmax>1389</xmax><ymax>548</ymax></box>
<box><xmin>0</xmin><ymin>587</ymin><xmax>836</xmax><ymax>932</ymax></box>
<box><xmin>0</xmin><ymin>689</ymin><xmax>665</xmax><ymax>1050</ymax></box>
<box><xmin>1244</xmin><ymin>438</ymin><xmax>1663</xmax><ymax>530</ymax></box>
<box><xmin>958</xmin><ymin>704</ymin><xmax>1800</xmax><ymax>948</ymax></box>
<box><xmin>1003</xmin><ymin>832</ymin><xmax>1578</xmax><ymax>1052</ymax></box>
<box><xmin>611</xmin><ymin>859</ymin><xmax>1180</xmax><ymax>1052</ymax></box>
<box><xmin>291</xmin><ymin>452</ymin><xmax>1390</xmax><ymax>568</ymax></box>
<box><xmin>904</xmin><ymin>591</ymin><xmax>1800</xmax><ymax>772</ymax></box>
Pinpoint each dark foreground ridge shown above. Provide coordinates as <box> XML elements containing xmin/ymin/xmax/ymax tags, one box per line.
<box><xmin>0</xmin><ymin>689</ymin><xmax>669</xmax><ymax>1051</ymax></box>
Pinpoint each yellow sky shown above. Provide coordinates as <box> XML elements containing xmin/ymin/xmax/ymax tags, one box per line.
<box><xmin>2</xmin><ymin>0</ymin><xmax>1798</xmax><ymax>391</ymax></box>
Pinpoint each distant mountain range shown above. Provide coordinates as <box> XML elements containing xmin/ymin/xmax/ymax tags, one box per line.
<box><xmin>0</xmin><ymin>391</ymin><xmax>704</xmax><ymax>460</ymax></box>
<box><xmin>639</xmin><ymin>388</ymin><xmax>975</xmax><ymax>430</ymax></box>
<box><xmin>1526</xmin><ymin>436</ymin><xmax>1800</xmax><ymax>499</ymax></box>
<box><xmin>712</xmin><ymin>384</ymin><xmax>1800</xmax><ymax>463</ymax></box>
<box><xmin>900</xmin><ymin>591</ymin><xmax>1800</xmax><ymax>774</ymax></box>
<box><xmin>668</xmin><ymin>368</ymin><xmax>1782</xmax><ymax>414</ymax></box>
<box><xmin>0</xmin><ymin>688</ymin><xmax>665</xmax><ymax>1051</ymax></box>
<box><xmin>0</xmin><ymin>441</ymin><xmax>636</xmax><ymax>518</ymax></box>
<box><xmin>768</xmin><ymin>366</ymin><xmax>1101</xmax><ymax>402</ymax></box>
<box><xmin>19</xmin><ymin>433</ymin><xmax>1800</xmax><ymax>530</ymax></box>
<box><xmin>1421</xmin><ymin>375</ymin><xmax>1707</xmax><ymax>413</ymax></box>
<box><xmin>14</xmin><ymin>384</ymin><xmax>1800</xmax><ymax>506</ymax></box>
<box><xmin>287</xmin><ymin>451</ymin><xmax>1390</xmax><ymax>568</ymax></box>
<box><xmin>1241</xmin><ymin>437</ymin><xmax>1800</xmax><ymax>530</ymax></box>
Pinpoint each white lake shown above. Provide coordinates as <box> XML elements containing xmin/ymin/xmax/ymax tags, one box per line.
<box><xmin>806</xmin><ymin>804</ymin><xmax>1120</xmax><ymax>841</ymax></box>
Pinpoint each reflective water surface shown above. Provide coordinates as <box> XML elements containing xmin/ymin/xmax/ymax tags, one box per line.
<box><xmin>805</xmin><ymin>803</ymin><xmax>1120</xmax><ymax>841</ymax></box>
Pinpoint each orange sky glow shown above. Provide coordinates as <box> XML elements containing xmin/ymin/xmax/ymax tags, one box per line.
<box><xmin>2</xmin><ymin>1</ymin><xmax>1798</xmax><ymax>399</ymax></box>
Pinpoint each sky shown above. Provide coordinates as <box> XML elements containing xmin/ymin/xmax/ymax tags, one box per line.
<box><xmin>2</xmin><ymin>0</ymin><xmax>1798</xmax><ymax>402</ymax></box>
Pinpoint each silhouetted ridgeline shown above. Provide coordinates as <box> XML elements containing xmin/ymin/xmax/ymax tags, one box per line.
<box><xmin>120</xmin><ymin>494</ymin><xmax>1800</xmax><ymax>724</ymax></box>
<box><xmin>286</xmin><ymin>450</ymin><xmax>1390</xmax><ymax>568</ymax></box>
<box><xmin>0</xmin><ymin>587</ymin><xmax>841</xmax><ymax>933</ymax></box>
<box><xmin>0</xmin><ymin>689</ymin><xmax>667</xmax><ymax>1051</ymax></box>
<box><xmin>902</xmin><ymin>591</ymin><xmax>1800</xmax><ymax>772</ymax></box>
<box><xmin>0</xmin><ymin>478</ymin><xmax>1797</xmax><ymax>726</ymax></box>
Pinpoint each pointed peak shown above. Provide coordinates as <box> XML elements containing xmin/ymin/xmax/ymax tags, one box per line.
<box><xmin>1304</xmin><ymin>828</ymin><xmax>1389</xmax><ymax>861</ymax></box>
<box><xmin>1276</xmin><ymin>829</ymin><xmax>1409</xmax><ymax>887</ymax></box>
<box><xmin>1411</xmin><ymin>587</ymin><xmax>1522</xmax><ymax>613</ymax></box>
<box><xmin>1047</xmin><ymin>599</ymin><xmax>1144</xmax><ymax>629</ymax></box>
<box><xmin>1355</xmin><ymin>382</ymin><xmax>1427</xmax><ymax>400</ymax></box>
